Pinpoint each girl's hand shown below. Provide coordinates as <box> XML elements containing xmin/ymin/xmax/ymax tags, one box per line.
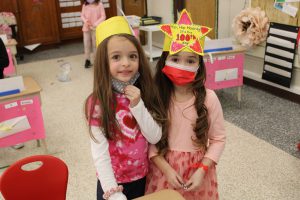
<box><xmin>108</xmin><ymin>191</ymin><xmax>127</xmax><ymax>200</ymax></box>
<box><xmin>184</xmin><ymin>168</ymin><xmax>205</xmax><ymax>191</ymax></box>
<box><xmin>89</xmin><ymin>25</ymin><xmax>96</xmax><ymax>31</ymax></box>
<box><xmin>164</xmin><ymin>167</ymin><xmax>184</xmax><ymax>189</ymax></box>
<box><xmin>123</xmin><ymin>85</ymin><xmax>140</xmax><ymax>107</ymax></box>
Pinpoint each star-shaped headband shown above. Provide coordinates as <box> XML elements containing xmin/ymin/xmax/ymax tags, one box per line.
<box><xmin>160</xmin><ymin>9</ymin><xmax>212</xmax><ymax>56</ymax></box>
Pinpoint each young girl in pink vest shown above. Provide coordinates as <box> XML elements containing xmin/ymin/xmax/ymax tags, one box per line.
<box><xmin>85</xmin><ymin>16</ymin><xmax>166</xmax><ymax>200</ymax></box>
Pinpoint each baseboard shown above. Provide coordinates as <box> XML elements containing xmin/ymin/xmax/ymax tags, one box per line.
<box><xmin>244</xmin><ymin>77</ymin><xmax>300</xmax><ymax>104</ymax></box>
<box><xmin>18</xmin><ymin>38</ymin><xmax>83</xmax><ymax>55</ymax></box>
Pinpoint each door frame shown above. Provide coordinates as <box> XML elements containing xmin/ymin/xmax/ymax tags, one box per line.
<box><xmin>121</xmin><ymin>0</ymin><xmax>147</xmax><ymax>16</ymax></box>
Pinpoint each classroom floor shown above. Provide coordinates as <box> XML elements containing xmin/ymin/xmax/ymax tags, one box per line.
<box><xmin>1</xmin><ymin>42</ymin><xmax>299</xmax><ymax>200</ymax></box>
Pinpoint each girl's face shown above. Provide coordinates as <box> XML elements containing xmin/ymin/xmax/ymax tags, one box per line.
<box><xmin>166</xmin><ymin>51</ymin><xmax>199</xmax><ymax>67</ymax></box>
<box><xmin>107</xmin><ymin>36</ymin><xmax>139</xmax><ymax>83</ymax></box>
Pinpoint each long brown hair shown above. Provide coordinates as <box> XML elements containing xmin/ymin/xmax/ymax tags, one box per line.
<box><xmin>154</xmin><ymin>51</ymin><xmax>209</xmax><ymax>155</ymax></box>
<box><xmin>85</xmin><ymin>34</ymin><xmax>166</xmax><ymax>141</ymax></box>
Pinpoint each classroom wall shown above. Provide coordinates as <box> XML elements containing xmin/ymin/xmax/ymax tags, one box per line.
<box><xmin>218</xmin><ymin>0</ymin><xmax>249</xmax><ymax>38</ymax></box>
<box><xmin>245</xmin><ymin>0</ymin><xmax>300</xmax><ymax>94</ymax></box>
<box><xmin>147</xmin><ymin>0</ymin><xmax>173</xmax><ymax>24</ymax></box>
<box><xmin>148</xmin><ymin>0</ymin><xmax>248</xmax><ymax>47</ymax></box>
<box><xmin>121</xmin><ymin>0</ymin><xmax>300</xmax><ymax>94</ymax></box>
<box><xmin>117</xmin><ymin>0</ymin><xmax>173</xmax><ymax>47</ymax></box>
<box><xmin>118</xmin><ymin>0</ymin><xmax>248</xmax><ymax>39</ymax></box>
<box><xmin>147</xmin><ymin>0</ymin><xmax>173</xmax><ymax>47</ymax></box>
<box><xmin>117</xmin><ymin>0</ymin><xmax>174</xmax><ymax>24</ymax></box>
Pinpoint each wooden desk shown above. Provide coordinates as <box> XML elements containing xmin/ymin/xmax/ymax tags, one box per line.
<box><xmin>0</xmin><ymin>77</ymin><xmax>41</xmax><ymax>102</ymax></box>
<box><xmin>5</xmin><ymin>39</ymin><xmax>18</xmax><ymax>68</ymax></box>
<box><xmin>0</xmin><ymin>76</ymin><xmax>47</xmax><ymax>151</ymax></box>
<box><xmin>134</xmin><ymin>189</ymin><xmax>185</xmax><ymax>200</ymax></box>
<box><xmin>204</xmin><ymin>46</ymin><xmax>246</xmax><ymax>107</ymax></box>
<box><xmin>205</xmin><ymin>46</ymin><xmax>246</xmax><ymax>56</ymax></box>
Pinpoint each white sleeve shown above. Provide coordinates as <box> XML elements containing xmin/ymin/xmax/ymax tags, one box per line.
<box><xmin>90</xmin><ymin>126</ymin><xmax>127</xmax><ymax>200</ymax></box>
<box><xmin>129</xmin><ymin>99</ymin><xmax>162</xmax><ymax>144</ymax></box>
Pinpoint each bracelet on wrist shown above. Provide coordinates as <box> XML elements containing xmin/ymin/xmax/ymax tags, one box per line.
<box><xmin>102</xmin><ymin>185</ymin><xmax>124</xmax><ymax>200</ymax></box>
<box><xmin>190</xmin><ymin>162</ymin><xmax>209</xmax><ymax>173</ymax></box>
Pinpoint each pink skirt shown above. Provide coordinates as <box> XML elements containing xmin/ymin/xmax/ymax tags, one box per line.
<box><xmin>145</xmin><ymin>150</ymin><xmax>219</xmax><ymax>200</ymax></box>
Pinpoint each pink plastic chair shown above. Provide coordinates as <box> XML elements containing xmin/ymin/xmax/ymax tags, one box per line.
<box><xmin>3</xmin><ymin>48</ymin><xmax>15</xmax><ymax>76</ymax></box>
<box><xmin>0</xmin><ymin>155</ymin><xmax>68</xmax><ymax>200</ymax></box>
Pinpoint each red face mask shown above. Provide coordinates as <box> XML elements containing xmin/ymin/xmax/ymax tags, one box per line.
<box><xmin>162</xmin><ymin>61</ymin><xmax>199</xmax><ymax>86</ymax></box>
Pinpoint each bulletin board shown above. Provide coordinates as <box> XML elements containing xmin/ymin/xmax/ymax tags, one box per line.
<box><xmin>251</xmin><ymin>0</ymin><xmax>300</xmax><ymax>26</ymax></box>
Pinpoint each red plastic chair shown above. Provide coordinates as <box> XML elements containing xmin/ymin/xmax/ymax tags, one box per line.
<box><xmin>0</xmin><ymin>155</ymin><xmax>68</xmax><ymax>200</ymax></box>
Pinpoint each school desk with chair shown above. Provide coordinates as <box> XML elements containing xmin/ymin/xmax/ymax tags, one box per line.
<box><xmin>204</xmin><ymin>45</ymin><xmax>246</xmax><ymax>107</ymax></box>
<box><xmin>0</xmin><ymin>76</ymin><xmax>47</xmax><ymax>154</ymax></box>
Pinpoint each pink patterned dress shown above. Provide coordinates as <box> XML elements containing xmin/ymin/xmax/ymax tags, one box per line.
<box><xmin>146</xmin><ymin>89</ymin><xmax>226</xmax><ymax>199</ymax></box>
<box><xmin>146</xmin><ymin>151</ymin><xmax>219</xmax><ymax>199</ymax></box>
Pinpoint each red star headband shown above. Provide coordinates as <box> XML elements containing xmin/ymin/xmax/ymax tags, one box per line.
<box><xmin>161</xmin><ymin>9</ymin><xmax>212</xmax><ymax>55</ymax></box>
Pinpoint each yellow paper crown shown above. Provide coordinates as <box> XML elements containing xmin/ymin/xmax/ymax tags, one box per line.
<box><xmin>161</xmin><ymin>9</ymin><xmax>212</xmax><ymax>55</ymax></box>
<box><xmin>96</xmin><ymin>16</ymin><xmax>133</xmax><ymax>46</ymax></box>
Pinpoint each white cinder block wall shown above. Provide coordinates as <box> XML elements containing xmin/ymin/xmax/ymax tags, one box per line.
<box><xmin>147</xmin><ymin>0</ymin><xmax>173</xmax><ymax>47</ymax></box>
<box><xmin>218</xmin><ymin>0</ymin><xmax>248</xmax><ymax>38</ymax></box>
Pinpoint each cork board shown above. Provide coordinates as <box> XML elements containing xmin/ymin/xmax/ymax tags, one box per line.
<box><xmin>251</xmin><ymin>0</ymin><xmax>300</xmax><ymax>26</ymax></box>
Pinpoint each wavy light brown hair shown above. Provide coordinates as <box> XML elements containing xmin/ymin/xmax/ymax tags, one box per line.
<box><xmin>154</xmin><ymin>51</ymin><xmax>209</xmax><ymax>155</ymax></box>
<box><xmin>85</xmin><ymin>34</ymin><xmax>166</xmax><ymax>141</ymax></box>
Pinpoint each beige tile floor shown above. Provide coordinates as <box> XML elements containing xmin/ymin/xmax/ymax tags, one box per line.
<box><xmin>1</xmin><ymin>55</ymin><xmax>300</xmax><ymax>200</ymax></box>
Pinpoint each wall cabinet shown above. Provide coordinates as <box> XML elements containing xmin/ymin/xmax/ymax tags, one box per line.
<box><xmin>18</xmin><ymin>0</ymin><xmax>60</xmax><ymax>45</ymax></box>
<box><xmin>0</xmin><ymin>0</ymin><xmax>117</xmax><ymax>46</ymax></box>
<box><xmin>0</xmin><ymin>0</ymin><xmax>59</xmax><ymax>46</ymax></box>
<box><xmin>56</xmin><ymin>0</ymin><xmax>84</xmax><ymax>40</ymax></box>
<box><xmin>185</xmin><ymin>0</ymin><xmax>217</xmax><ymax>39</ymax></box>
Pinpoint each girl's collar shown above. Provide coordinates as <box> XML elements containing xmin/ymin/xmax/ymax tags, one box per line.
<box><xmin>111</xmin><ymin>72</ymin><xmax>140</xmax><ymax>93</ymax></box>
<box><xmin>172</xmin><ymin>95</ymin><xmax>195</xmax><ymax>104</ymax></box>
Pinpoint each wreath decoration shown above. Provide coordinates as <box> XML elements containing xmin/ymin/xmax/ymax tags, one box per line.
<box><xmin>232</xmin><ymin>7</ymin><xmax>269</xmax><ymax>47</ymax></box>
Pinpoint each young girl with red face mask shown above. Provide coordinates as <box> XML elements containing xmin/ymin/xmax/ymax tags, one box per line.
<box><xmin>145</xmin><ymin>9</ymin><xmax>226</xmax><ymax>200</ymax></box>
